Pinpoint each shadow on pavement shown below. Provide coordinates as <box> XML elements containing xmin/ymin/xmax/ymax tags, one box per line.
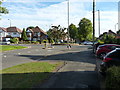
<box><xmin>2</xmin><ymin>71</ymin><xmax>100</xmax><ymax>89</ymax></box>
<box><xmin>17</xmin><ymin>50</ymin><xmax>96</xmax><ymax>65</ymax></box>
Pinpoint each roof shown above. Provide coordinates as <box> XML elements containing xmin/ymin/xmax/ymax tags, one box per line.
<box><xmin>32</xmin><ymin>26</ymin><xmax>47</xmax><ymax>35</ymax></box>
<box><xmin>6</xmin><ymin>27</ymin><xmax>22</xmax><ymax>33</ymax></box>
<box><xmin>0</xmin><ymin>27</ymin><xmax>7</xmax><ymax>32</ymax></box>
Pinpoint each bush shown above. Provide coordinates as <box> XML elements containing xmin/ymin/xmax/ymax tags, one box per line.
<box><xmin>10</xmin><ymin>38</ymin><xmax>19</xmax><ymax>44</ymax></box>
<box><xmin>105</xmin><ymin>66</ymin><xmax>120</xmax><ymax>89</ymax></box>
<box><xmin>31</xmin><ymin>41</ymin><xmax>39</xmax><ymax>44</ymax></box>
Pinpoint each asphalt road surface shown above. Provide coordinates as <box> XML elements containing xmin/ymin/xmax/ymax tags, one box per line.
<box><xmin>1</xmin><ymin>44</ymin><xmax>100</xmax><ymax>89</ymax></box>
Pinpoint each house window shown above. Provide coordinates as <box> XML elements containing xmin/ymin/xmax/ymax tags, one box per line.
<box><xmin>13</xmin><ymin>32</ymin><xmax>17</xmax><ymax>35</ymax></box>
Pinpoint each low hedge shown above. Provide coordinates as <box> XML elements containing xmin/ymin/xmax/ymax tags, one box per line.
<box><xmin>105</xmin><ymin>66</ymin><xmax>120</xmax><ymax>89</ymax></box>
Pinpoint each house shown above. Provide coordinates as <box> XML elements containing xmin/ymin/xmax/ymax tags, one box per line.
<box><xmin>26</xmin><ymin>26</ymin><xmax>47</xmax><ymax>42</ymax></box>
<box><xmin>0</xmin><ymin>27</ymin><xmax>22</xmax><ymax>41</ymax></box>
<box><xmin>98</xmin><ymin>30</ymin><xmax>116</xmax><ymax>40</ymax></box>
<box><xmin>0</xmin><ymin>27</ymin><xmax>7</xmax><ymax>41</ymax></box>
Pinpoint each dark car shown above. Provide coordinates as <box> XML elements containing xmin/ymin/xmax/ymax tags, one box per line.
<box><xmin>99</xmin><ymin>48</ymin><xmax>120</xmax><ymax>74</ymax></box>
<box><xmin>96</xmin><ymin>44</ymin><xmax>120</xmax><ymax>59</ymax></box>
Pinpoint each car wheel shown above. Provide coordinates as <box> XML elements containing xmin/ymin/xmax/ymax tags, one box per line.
<box><xmin>99</xmin><ymin>53</ymin><xmax>106</xmax><ymax>59</ymax></box>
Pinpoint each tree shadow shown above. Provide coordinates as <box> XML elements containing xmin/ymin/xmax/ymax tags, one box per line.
<box><xmin>17</xmin><ymin>50</ymin><xmax>96</xmax><ymax>65</ymax></box>
<box><xmin>2</xmin><ymin>71</ymin><xmax>100</xmax><ymax>89</ymax></box>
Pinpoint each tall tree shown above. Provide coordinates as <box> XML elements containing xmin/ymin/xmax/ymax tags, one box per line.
<box><xmin>0</xmin><ymin>1</ymin><xmax>9</xmax><ymax>14</ymax></box>
<box><xmin>47</xmin><ymin>25</ymin><xmax>67</xmax><ymax>43</ymax></box>
<box><xmin>69</xmin><ymin>23</ymin><xmax>78</xmax><ymax>40</ymax></box>
<box><xmin>78</xmin><ymin>18</ymin><xmax>93</xmax><ymax>41</ymax></box>
<box><xmin>21</xmin><ymin>28</ymin><xmax>28</xmax><ymax>41</ymax></box>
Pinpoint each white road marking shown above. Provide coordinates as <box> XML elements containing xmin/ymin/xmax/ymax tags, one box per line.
<box><xmin>3</xmin><ymin>55</ymin><xmax>6</xmax><ymax>58</ymax></box>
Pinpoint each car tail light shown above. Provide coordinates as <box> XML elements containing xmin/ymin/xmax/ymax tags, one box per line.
<box><xmin>103</xmin><ymin>58</ymin><xmax>112</xmax><ymax>62</ymax></box>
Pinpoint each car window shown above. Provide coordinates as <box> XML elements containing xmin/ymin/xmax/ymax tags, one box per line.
<box><xmin>108</xmin><ymin>50</ymin><xmax>120</xmax><ymax>58</ymax></box>
<box><xmin>116</xmin><ymin>46</ymin><xmax>120</xmax><ymax>48</ymax></box>
<box><xmin>108</xmin><ymin>46</ymin><xmax>116</xmax><ymax>50</ymax></box>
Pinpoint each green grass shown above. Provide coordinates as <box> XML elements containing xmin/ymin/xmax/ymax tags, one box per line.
<box><xmin>1</xmin><ymin>62</ymin><xmax>63</xmax><ymax>88</ymax></box>
<box><xmin>0</xmin><ymin>45</ymin><xmax>27</xmax><ymax>52</ymax></box>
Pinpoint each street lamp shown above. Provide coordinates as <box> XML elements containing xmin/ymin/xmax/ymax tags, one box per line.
<box><xmin>8</xmin><ymin>19</ymin><xmax>11</xmax><ymax>27</ymax></box>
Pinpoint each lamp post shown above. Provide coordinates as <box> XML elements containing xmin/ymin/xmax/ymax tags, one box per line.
<box><xmin>8</xmin><ymin>19</ymin><xmax>11</xmax><ymax>27</ymax></box>
<box><xmin>93</xmin><ymin>0</ymin><xmax>95</xmax><ymax>52</ymax></box>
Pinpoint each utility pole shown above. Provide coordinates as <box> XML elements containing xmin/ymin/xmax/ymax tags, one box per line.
<box><xmin>98</xmin><ymin>10</ymin><xmax>100</xmax><ymax>36</ymax></box>
<box><xmin>67</xmin><ymin>0</ymin><xmax>71</xmax><ymax>49</ymax></box>
<box><xmin>93</xmin><ymin>0</ymin><xmax>95</xmax><ymax>52</ymax></box>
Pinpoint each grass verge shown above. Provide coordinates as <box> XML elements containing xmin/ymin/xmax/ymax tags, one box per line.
<box><xmin>0</xmin><ymin>45</ymin><xmax>27</xmax><ymax>52</ymax></box>
<box><xmin>0</xmin><ymin>61</ymin><xmax>64</xmax><ymax>88</ymax></box>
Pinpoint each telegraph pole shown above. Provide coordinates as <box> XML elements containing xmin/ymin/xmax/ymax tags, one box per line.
<box><xmin>93</xmin><ymin>0</ymin><xmax>95</xmax><ymax>52</ymax></box>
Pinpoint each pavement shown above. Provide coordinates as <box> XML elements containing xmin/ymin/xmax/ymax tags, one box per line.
<box><xmin>1</xmin><ymin>44</ymin><xmax>101</xmax><ymax>89</ymax></box>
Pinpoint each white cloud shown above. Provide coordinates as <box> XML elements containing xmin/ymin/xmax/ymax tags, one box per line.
<box><xmin>1</xmin><ymin>0</ymin><xmax>119</xmax><ymax>37</ymax></box>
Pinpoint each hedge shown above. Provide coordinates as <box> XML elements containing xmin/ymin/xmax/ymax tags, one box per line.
<box><xmin>105</xmin><ymin>66</ymin><xmax>120</xmax><ymax>89</ymax></box>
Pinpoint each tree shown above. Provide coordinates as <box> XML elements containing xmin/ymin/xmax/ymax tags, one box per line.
<box><xmin>26</xmin><ymin>26</ymin><xmax>35</xmax><ymax>30</ymax></box>
<box><xmin>0</xmin><ymin>1</ymin><xmax>9</xmax><ymax>14</ymax></box>
<box><xmin>21</xmin><ymin>28</ymin><xmax>28</xmax><ymax>41</ymax></box>
<box><xmin>100</xmin><ymin>34</ymin><xmax>116</xmax><ymax>44</ymax></box>
<box><xmin>47</xmin><ymin>25</ymin><xmax>67</xmax><ymax>43</ymax></box>
<box><xmin>69</xmin><ymin>23</ymin><xmax>78</xmax><ymax>40</ymax></box>
<box><xmin>78</xmin><ymin>18</ymin><xmax>93</xmax><ymax>41</ymax></box>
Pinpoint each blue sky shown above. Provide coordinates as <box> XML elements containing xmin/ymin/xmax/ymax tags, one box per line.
<box><xmin>0</xmin><ymin>0</ymin><xmax>120</xmax><ymax>37</ymax></box>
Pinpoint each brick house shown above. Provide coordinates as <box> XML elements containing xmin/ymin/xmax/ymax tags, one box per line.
<box><xmin>0</xmin><ymin>27</ymin><xmax>22</xmax><ymax>41</ymax></box>
<box><xmin>26</xmin><ymin>26</ymin><xmax>47</xmax><ymax>42</ymax></box>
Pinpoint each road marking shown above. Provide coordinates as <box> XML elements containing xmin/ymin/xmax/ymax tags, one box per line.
<box><xmin>18</xmin><ymin>53</ymin><xmax>21</xmax><ymax>55</ymax></box>
<box><xmin>3</xmin><ymin>55</ymin><xmax>6</xmax><ymax>58</ymax></box>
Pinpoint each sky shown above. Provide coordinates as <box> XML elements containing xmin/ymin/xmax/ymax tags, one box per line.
<box><xmin>0</xmin><ymin>0</ymin><xmax>120</xmax><ymax>37</ymax></box>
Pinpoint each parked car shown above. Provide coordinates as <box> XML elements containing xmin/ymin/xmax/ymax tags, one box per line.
<box><xmin>83</xmin><ymin>41</ymin><xmax>93</xmax><ymax>45</ymax></box>
<box><xmin>99</xmin><ymin>48</ymin><xmax>120</xmax><ymax>74</ymax></box>
<box><xmin>96</xmin><ymin>44</ymin><xmax>120</xmax><ymax>59</ymax></box>
<box><xmin>0</xmin><ymin>41</ymin><xmax>10</xmax><ymax>45</ymax></box>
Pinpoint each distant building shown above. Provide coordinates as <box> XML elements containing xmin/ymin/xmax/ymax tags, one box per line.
<box><xmin>0</xmin><ymin>27</ymin><xmax>22</xmax><ymax>41</ymax></box>
<box><xmin>26</xmin><ymin>26</ymin><xmax>47</xmax><ymax>42</ymax></box>
<box><xmin>118</xmin><ymin>1</ymin><xmax>120</xmax><ymax>30</ymax></box>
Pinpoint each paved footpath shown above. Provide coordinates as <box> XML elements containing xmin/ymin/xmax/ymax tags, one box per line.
<box><xmin>33</xmin><ymin>45</ymin><xmax>100</xmax><ymax>89</ymax></box>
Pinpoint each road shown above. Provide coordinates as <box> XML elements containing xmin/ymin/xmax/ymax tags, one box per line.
<box><xmin>1</xmin><ymin>44</ymin><xmax>100</xmax><ymax>89</ymax></box>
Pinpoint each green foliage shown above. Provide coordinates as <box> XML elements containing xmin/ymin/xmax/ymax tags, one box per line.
<box><xmin>47</xmin><ymin>25</ymin><xmax>67</xmax><ymax>43</ymax></box>
<box><xmin>1</xmin><ymin>62</ymin><xmax>63</xmax><ymax>88</ymax></box>
<box><xmin>0</xmin><ymin>45</ymin><xmax>26</xmax><ymax>51</ymax></box>
<box><xmin>0</xmin><ymin>1</ymin><xmax>9</xmax><ymax>14</ymax></box>
<box><xmin>10</xmin><ymin>38</ymin><xmax>19</xmax><ymax>43</ymax></box>
<box><xmin>21</xmin><ymin>28</ymin><xmax>28</xmax><ymax>41</ymax></box>
<box><xmin>31</xmin><ymin>41</ymin><xmax>39</xmax><ymax>44</ymax></box>
<box><xmin>100</xmin><ymin>34</ymin><xmax>116</xmax><ymax>44</ymax></box>
<box><xmin>117</xmin><ymin>38</ymin><xmax>120</xmax><ymax>44</ymax></box>
<box><xmin>69</xmin><ymin>23</ymin><xmax>78</xmax><ymax>40</ymax></box>
<box><xmin>78</xmin><ymin>18</ymin><xmax>93</xmax><ymax>41</ymax></box>
<box><xmin>105</xmin><ymin>66</ymin><xmax>120</xmax><ymax>89</ymax></box>
<box><xmin>97</xmin><ymin>39</ymin><xmax>104</xmax><ymax>44</ymax></box>
<box><xmin>42</xmin><ymin>39</ymin><xmax>48</xmax><ymax>43</ymax></box>
<box><xmin>26</xmin><ymin>26</ymin><xmax>35</xmax><ymax>30</ymax></box>
<box><xmin>117</xmin><ymin>30</ymin><xmax>120</xmax><ymax>34</ymax></box>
